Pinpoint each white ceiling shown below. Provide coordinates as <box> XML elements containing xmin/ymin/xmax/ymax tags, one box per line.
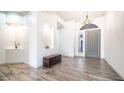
<box><xmin>0</xmin><ymin>11</ymin><xmax>106</xmax><ymax>21</ymax></box>
<box><xmin>56</xmin><ymin>11</ymin><xmax>106</xmax><ymax>22</ymax></box>
<box><xmin>0</xmin><ymin>11</ymin><xmax>30</xmax><ymax>16</ymax></box>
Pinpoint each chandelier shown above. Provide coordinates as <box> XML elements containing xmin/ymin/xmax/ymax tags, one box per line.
<box><xmin>82</xmin><ymin>12</ymin><xmax>91</xmax><ymax>25</ymax></box>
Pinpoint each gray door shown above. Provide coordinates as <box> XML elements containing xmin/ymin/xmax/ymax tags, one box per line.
<box><xmin>85</xmin><ymin>29</ymin><xmax>100</xmax><ymax>58</ymax></box>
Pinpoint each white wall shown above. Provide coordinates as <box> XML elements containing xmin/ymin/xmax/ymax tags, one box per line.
<box><xmin>37</xmin><ymin>12</ymin><xmax>65</xmax><ymax>67</ymax></box>
<box><xmin>0</xmin><ymin>13</ymin><xmax>6</xmax><ymax>64</ymax></box>
<box><xmin>3</xmin><ymin>13</ymin><xmax>24</xmax><ymax>49</ymax></box>
<box><xmin>94</xmin><ymin>16</ymin><xmax>105</xmax><ymax>58</ymax></box>
<box><xmin>104</xmin><ymin>12</ymin><xmax>124</xmax><ymax>79</ymax></box>
<box><xmin>60</xmin><ymin>20</ymin><xmax>76</xmax><ymax>57</ymax></box>
<box><xmin>5</xmin><ymin>26</ymin><xmax>24</xmax><ymax>49</ymax></box>
<box><xmin>25</xmin><ymin>12</ymin><xmax>38</xmax><ymax>68</ymax></box>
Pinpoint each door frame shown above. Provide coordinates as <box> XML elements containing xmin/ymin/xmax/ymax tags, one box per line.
<box><xmin>75</xmin><ymin>28</ymin><xmax>101</xmax><ymax>58</ymax></box>
<box><xmin>76</xmin><ymin>31</ymin><xmax>85</xmax><ymax>57</ymax></box>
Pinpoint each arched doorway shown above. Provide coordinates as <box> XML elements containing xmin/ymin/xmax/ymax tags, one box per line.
<box><xmin>77</xmin><ymin>23</ymin><xmax>101</xmax><ymax>58</ymax></box>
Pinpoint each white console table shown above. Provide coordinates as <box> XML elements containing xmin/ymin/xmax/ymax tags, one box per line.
<box><xmin>5</xmin><ymin>48</ymin><xmax>24</xmax><ymax>63</ymax></box>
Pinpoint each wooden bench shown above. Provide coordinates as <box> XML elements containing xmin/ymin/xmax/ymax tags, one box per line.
<box><xmin>43</xmin><ymin>54</ymin><xmax>61</xmax><ymax>68</ymax></box>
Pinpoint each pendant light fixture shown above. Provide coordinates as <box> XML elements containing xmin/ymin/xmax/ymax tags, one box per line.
<box><xmin>80</xmin><ymin>12</ymin><xmax>98</xmax><ymax>30</ymax></box>
<box><xmin>82</xmin><ymin>12</ymin><xmax>91</xmax><ymax>25</ymax></box>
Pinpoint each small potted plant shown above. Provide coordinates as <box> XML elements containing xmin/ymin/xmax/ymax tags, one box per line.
<box><xmin>14</xmin><ymin>41</ymin><xmax>20</xmax><ymax>49</ymax></box>
<box><xmin>45</xmin><ymin>45</ymin><xmax>49</xmax><ymax>49</ymax></box>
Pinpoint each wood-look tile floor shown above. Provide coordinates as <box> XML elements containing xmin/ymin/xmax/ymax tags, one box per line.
<box><xmin>0</xmin><ymin>56</ymin><xmax>123</xmax><ymax>81</ymax></box>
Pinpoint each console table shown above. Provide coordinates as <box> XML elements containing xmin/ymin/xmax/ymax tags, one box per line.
<box><xmin>5</xmin><ymin>48</ymin><xmax>24</xmax><ymax>63</ymax></box>
<box><xmin>43</xmin><ymin>54</ymin><xmax>61</xmax><ymax>68</ymax></box>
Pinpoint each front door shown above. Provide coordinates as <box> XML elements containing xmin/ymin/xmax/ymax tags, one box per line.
<box><xmin>85</xmin><ymin>29</ymin><xmax>100</xmax><ymax>58</ymax></box>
